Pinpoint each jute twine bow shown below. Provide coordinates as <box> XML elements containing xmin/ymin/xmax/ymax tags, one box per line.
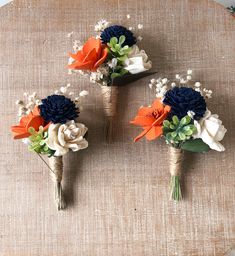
<box><xmin>169</xmin><ymin>147</ymin><xmax>184</xmax><ymax>201</ymax></box>
<box><xmin>48</xmin><ymin>156</ymin><xmax>66</xmax><ymax>210</ymax></box>
<box><xmin>101</xmin><ymin>85</ymin><xmax>118</xmax><ymax>142</ymax></box>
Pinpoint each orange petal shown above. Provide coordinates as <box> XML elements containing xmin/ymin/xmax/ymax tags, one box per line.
<box><xmin>130</xmin><ymin>116</ymin><xmax>155</xmax><ymax>126</ymax></box>
<box><xmin>145</xmin><ymin>126</ymin><xmax>162</xmax><ymax>141</ymax></box>
<box><xmin>26</xmin><ymin>116</ymin><xmax>45</xmax><ymax>131</ymax></box>
<box><xmin>12</xmin><ymin>131</ymin><xmax>30</xmax><ymax>139</ymax></box>
<box><xmin>32</xmin><ymin>106</ymin><xmax>40</xmax><ymax>116</ymax></box>
<box><xmin>94</xmin><ymin>48</ymin><xmax>108</xmax><ymax>68</ymax></box>
<box><xmin>152</xmin><ymin>99</ymin><xmax>164</xmax><ymax>112</ymax></box>
<box><xmin>11</xmin><ymin>125</ymin><xmax>29</xmax><ymax>139</ymax></box>
<box><xmin>68</xmin><ymin>51</ymin><xmax>84</xmax><ymax>62</ymax></box>
<box><xmin>137</xmin><ymin>106</ymin><xmax>153</xmax><ymax>116</ymax></box>
<box><xmin>83</xmin><ymin>48</ymin><xmax>98</xmax><ymax>63</ymax></box>
<box><xmin>134</xmin><ymin>127</ymin><xmax>150</xmax><ymax>142</ymax></box>
<box><xmin>11</xmin><ymin>125</ymin><xmax>26</xmax><ymax>133</ymax></box>
<box><xmin>83</xmin><ymin>38</ymin><xmax>101</xmax><ymax>55</ymax></box>
<box><xmin>68</xmin><ymin>60</ymin><xmax>94</xmax><ymax>70</ymax></box>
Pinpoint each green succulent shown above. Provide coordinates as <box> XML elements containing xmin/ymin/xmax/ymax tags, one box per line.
<box><xmin>107</xmin><ymin>36</ymin><xmax>132</xmax><ymax>62</ymax></box>
<box><xmin>110</xmin><ymin>67</ymin><xmax>129</xmax><ymax>79</ymax></box>
<box><xmin>28</xmin><ymin>126</ymin><xmax>55</xmax><ymax>157</ymax></box>
<box><xmin>163</xmin><ymin>115</ymin><xmax>197</xmax><ymax>146</ymax></box>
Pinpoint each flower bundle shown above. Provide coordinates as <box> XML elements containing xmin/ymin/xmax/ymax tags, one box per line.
<box><xmin>68</xmin><ymin>19</ymin><xmax>152</xmax><ymax>142</ymax></box>
<box><xmin>11</xmin><ymin>85</ymin><xmax>88</xmax><ymax>210</ymax></box>
<box><xmin>130</xmin><ymin>70</ymin><xmax>227</xmax><ymax>201</ymax></box>
<box><xmin>227</xmin><ymin>6</ymin><xmax>235</xmax><ymax>18</ymax></box>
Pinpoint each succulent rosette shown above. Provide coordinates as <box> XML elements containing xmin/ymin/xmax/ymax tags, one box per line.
<box><xmin>11</xmin><ymin>85</ymin><xmax>89</xmax><ymax>210</ymax></box>
<box><xmin>130</xmin><ymin>70</ymin><xmax>227</xmax><ymax>201</ymax></box>
<box><xmin>67</xmin><ymin>19</ymin><xmax>152</xmax><ymax>142</ymax></box>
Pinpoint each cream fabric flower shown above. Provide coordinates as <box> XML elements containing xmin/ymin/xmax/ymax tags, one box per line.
<box><xmin>46</xmin><ymin>120</ymin><xmax>88</xmax><ymax>156</ymax></box>
<box><xmin>193</xmin><ymin>110</ymin><xmax>227</xmax><ymax>152</ymax></box>
<box><xmin>124</xmin><ymin>45</ymin><xmax>152</xmax><ymax>74</ymax></box>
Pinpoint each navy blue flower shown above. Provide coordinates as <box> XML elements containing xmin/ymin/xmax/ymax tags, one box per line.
<box><xmin>39</xmin><ymin>95</ymin><xmax>79</xmax><ymax>124</ymax></box>
<box><xmin>101</xmin><ymin>25</ymin><xmax>136</xmax><ymax>47</ymax></box>
<box><xmin>163</xmin><ymin>87</ymin><xmax>206</xmax><ymax>120</ymax></box>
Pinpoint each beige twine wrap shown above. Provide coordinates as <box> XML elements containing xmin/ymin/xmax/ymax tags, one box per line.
<box><xmin>169</xmin><ymin>147</ymin><xmax>184</xmax><ymax>177</ymax></box>
<box><xmin>101</xmin><ymin>85</ymin><xmax>118</xmax><ymax>142</ymax></box>
<box><xmin>49</xmin><ymin>156</ymin><xmax>66</xmax><ymax>210</ymax></box>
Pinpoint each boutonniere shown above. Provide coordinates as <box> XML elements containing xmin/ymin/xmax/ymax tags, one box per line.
<box><xmin>227</xmin><ymin>6</ymin><xmax>235</xmax><ymax>18</ymax></box>
<box><xmin>130</xmin><ymin>70</ymin><xmax>227</xmax><ymax>201</ymax></box>
<box><xmin>68</xmin><ymin>18</ymin><xmax>153</xmax><ymax>142</ymax></box>
<box><xmin>11</xmin><ymin>85</ymin><xmax>89</xmax><ymax>210</ymax></box>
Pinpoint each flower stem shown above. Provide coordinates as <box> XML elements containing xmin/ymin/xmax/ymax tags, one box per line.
<box><xmin>170</xmin><ymin>175</ymin><xmax>182</xmax><ymax>201</ymax></box>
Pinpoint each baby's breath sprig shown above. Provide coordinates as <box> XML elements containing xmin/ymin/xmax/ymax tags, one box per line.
<box><xmin>16</xmin><ymin>92</ymin><xmax>41</xmax><ymax>118</ymax></box>
<box><xmin>149</xmin><ymin>70</ymin><xmax>213</xmax><ymax>99</ymax></box>
<box><xmin>54</xmin><ymin>83</ymin><xmax>89</xmax><ymax>109</ymax></box>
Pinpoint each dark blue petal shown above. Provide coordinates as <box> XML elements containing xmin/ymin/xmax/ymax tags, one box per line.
<box><xmin>163</xmin><ymin>87</ymin><xmax>206</xmax><ymax>120</ymax></box>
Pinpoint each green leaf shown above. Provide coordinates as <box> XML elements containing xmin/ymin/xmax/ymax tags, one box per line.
<box><xmin>172</xmin><ymin>116</ymin><xmax>179</xmax><ymax>125</ymax></box>
<box><xmin>117</xmin><ymin>56</ymin><xmax>127</xmax><ymax>62</ymax></box>
<box><xmin>163</xmin><ymin>120</ymin><xmax>171</xmax><ymax>128</ymax></box>
<box><xmin>111</xmin><ymin>72</ymin><xmax>121</xmax><ymax>79</ymax></box>
<box><xmin>120</xmin><ymin>69</ymin><xmax>129</xmax><ymax>76</ymax></box>
<box><xmin>181</xmin><ymin>138</ymin><xmax>210</xmax><ymax>153</ymax></box>
<box><xmin>180</xmin><ymin>115</ymin><xmax>191</xmax><ymax>126</ymax></box>
<box><xmin>119</xmin><ymin>35</ymin><xmax>125</xmax><ymax>45</ymax></box>
<box><xmin>110</xmin><ymin>37</ymin><xmax>118</xmax><ymax>45</ymax></box>
<box><xmin>28</xmin><ymin>127</ymin><xmax>36</xmax><ymax>134</ymax></box>
<box><xmin>178</xmin><ymin>132</ymin><xmax>186</xmax><ymax>141</ymax></box>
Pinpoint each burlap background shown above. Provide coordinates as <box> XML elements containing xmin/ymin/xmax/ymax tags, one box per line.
<box><xmin>0</xmin><ymin>0</ymin><xmax>234</xmax><ymax>255</ymax></box>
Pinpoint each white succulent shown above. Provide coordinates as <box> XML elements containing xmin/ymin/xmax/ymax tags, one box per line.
<box><xmin>46</xmin><ymin>120</ymin><xmax>88</xmax><ymax>156</ymax></box>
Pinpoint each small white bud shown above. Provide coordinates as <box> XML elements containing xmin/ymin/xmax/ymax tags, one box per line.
<box><xmin>137</xmin><ymin>24</ymin><xmax>143</xmax><ymax>30</ymax></box>
<box><xmin>79</xmin><ymin>90</ymin><xmax>89</xmax><ymax>97</ymax></box>
<box><xmin>194</xmin><ymin>82</ymin><xmax>201</xmax><ymax>87</ymax></box>
<box><xmin>187</xmin><ymin>70</ymin><xmax>192</xmax><ymax>75</ymax></box>
<box><xmin>149</xmin><ymin>83</ymin><xmax>153</xmax><ymax>89</ymax></box>
<box><xmin>171</xmin><ymin>82</ymin><xmax>176</xmax><ymax>87</ymax></box>
<box><xmin>162</xmin><ymin>78</ymin><xmax>168</xmax><ymax>84</ymax></box>
<box><xmin>175</xmin><ymin>74</ymin><xmax>180</xmax><ymax>79</ymax></box>
<box><xmin>127</xmin><ymin>14</ymin><xmax>130</xmax><ymax>19</ymax></box>
<box><xmin>150</xmin><ymin>78</ymin><xmax>156</xmax><ymax>84</ymax></box>
<box><xmin>16</xmin><ymin>100</ymin><xmax>23</xmax><ymax>105</ymax></box>
<box><xmin>186</xmin><ymin>75</ymin><xmax>192</xmax><ymax>80</ymax></box>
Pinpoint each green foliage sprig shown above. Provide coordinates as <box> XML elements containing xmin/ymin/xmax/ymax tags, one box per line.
<box><xmin>28</xmin><ymin>126</ymin><xmax>55</xmax><ymax>157</ymax></box>
<box><xmin>107</xmin><ymin>36</ymin><xmax>131</xmax><ymax>80</ymax></box>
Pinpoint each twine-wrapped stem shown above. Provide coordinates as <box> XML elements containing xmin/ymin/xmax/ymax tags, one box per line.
<box><xmin>169</xmin><ymin>147</ymin><xmax>184</xmax><ymax>201</ymax></box>
<box><xmin>49</xmin><ymin>156</ymin><xmax>66</xmax><ymax>210</ymax></box>
<box><xmin>101</xmin><ymin>85</ymin><xmax>118</xmax><ymax>143</ymax></box>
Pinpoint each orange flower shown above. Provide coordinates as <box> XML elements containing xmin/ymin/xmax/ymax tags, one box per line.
<box><xmin>68</xmin><ymin>37</ymin><xmax>108</xmax><ymax>71</ymax></box>
<box><xmin>130</xmin><ymin>99</ymin><xmax>171</xmax><ymax>142</ymax></box>
<box><xmin>11</xmin><ymin>106</ymin><xmax>50</xmax><ymax>139</ymax></box>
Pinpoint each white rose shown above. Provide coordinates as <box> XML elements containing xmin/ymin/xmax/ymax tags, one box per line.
<box><xmin>45</xmin><ymin>120</ymin><xmax>88</xmax><ymax>156</ymax></box>
<box><xmin>193</xmin><ymin>110</ymin><xmax>227</xmax><ymax>152</ymax></box>
<box><xmin>124</xmin><ymin>45</ymin><xmax>152</xmax><ymax>74</ymax></box>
